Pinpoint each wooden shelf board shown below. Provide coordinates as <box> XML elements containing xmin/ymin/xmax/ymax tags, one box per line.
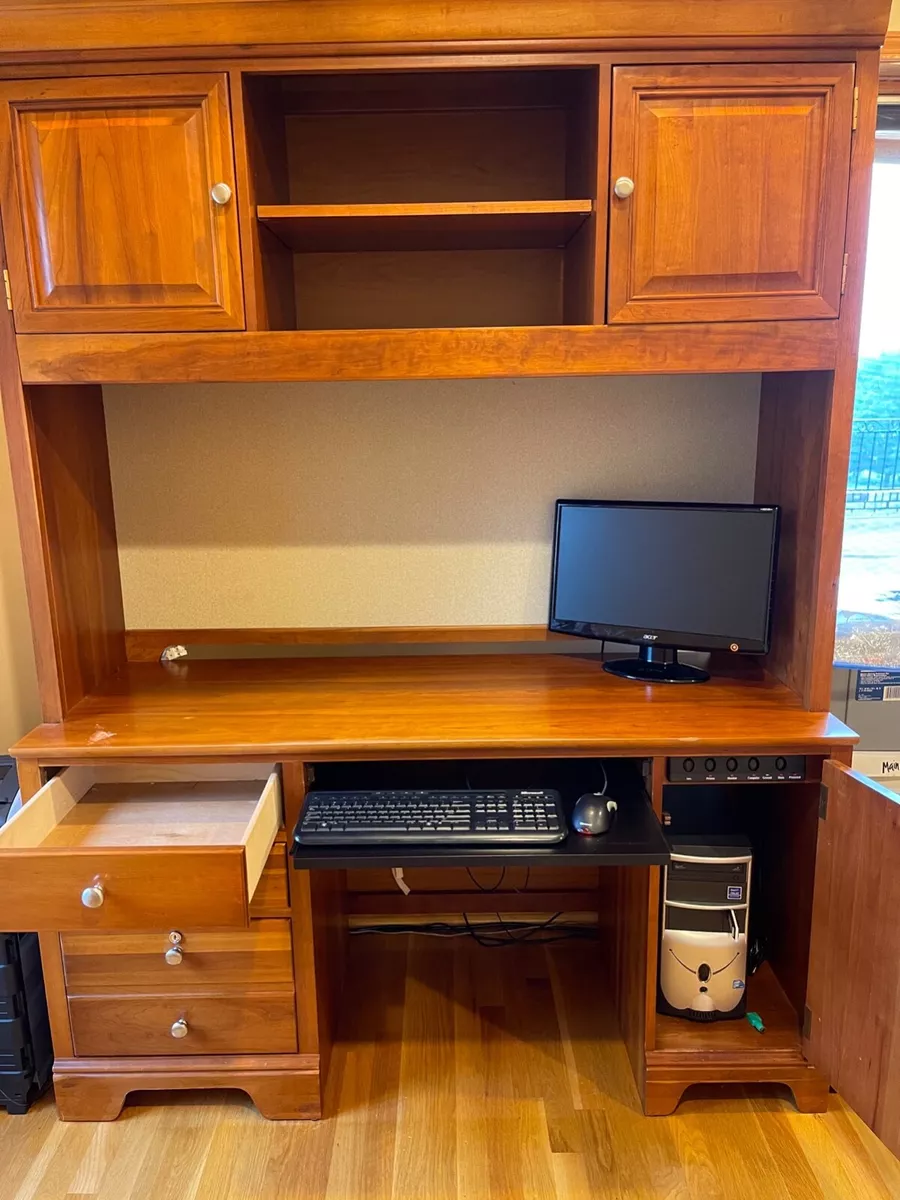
<box><xmin>124</xmin><ymin>625</ymin><xmax>582</xmax><ymax>663</ymax></box>
<box><xmin>258</xmin><ymin>200</ymin><xmax>592</xmax><ymax>252</ymax></box>
<box><xmin>653</xmin><ymin>962</ymin><xmax>803</xmax><ymax>1060</ymax></box>
<box><xmin>16</xmin><ymin>321</ymin><xmax>839</xmax><ymax>384</ymax></box>
<box><xmin>11</xmin><ymin>654</ymin><xmax>856</xmax><ymax>762</ymax></box>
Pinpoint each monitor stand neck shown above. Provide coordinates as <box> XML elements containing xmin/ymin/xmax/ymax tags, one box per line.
<box><xmin>603</xmin><ymin>645</ymin><xmax>709</xmax><ymax>684</ymax></box>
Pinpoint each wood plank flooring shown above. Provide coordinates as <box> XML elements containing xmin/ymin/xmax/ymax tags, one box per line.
<box><xmin>2</xmin><ymin>936</ymin><xmax>899</xmax><ymax>1200</ymax></box>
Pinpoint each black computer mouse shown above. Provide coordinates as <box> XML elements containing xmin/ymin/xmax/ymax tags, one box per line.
<box><xmin>572</xmin><ymin>793</ymin><xmax>618</xmax><ymax>835</ymax></box>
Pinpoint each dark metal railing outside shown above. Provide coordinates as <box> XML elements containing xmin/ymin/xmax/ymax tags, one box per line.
<box><xmin>847</xmin><ymin>418</ymin><xmax>900</xmax><ymax>498</ymax></box>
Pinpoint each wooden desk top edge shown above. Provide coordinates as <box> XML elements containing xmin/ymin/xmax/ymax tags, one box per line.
<box><xmin>10</xmin><ymin>654</ymin><xmax>858</xmax><ymax>762</ymax></box>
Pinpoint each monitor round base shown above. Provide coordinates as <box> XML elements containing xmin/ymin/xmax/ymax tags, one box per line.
<box><xmin>603</xmin><ymin>646</ymin><xmax>709</xmax><ymax>684</ymax></box>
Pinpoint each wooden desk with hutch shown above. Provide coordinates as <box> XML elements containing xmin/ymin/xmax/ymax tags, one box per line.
<box><xmin>0</xmin><ymin>0</ymin><xmax>898</xmax><ymax>1161</ymax></box>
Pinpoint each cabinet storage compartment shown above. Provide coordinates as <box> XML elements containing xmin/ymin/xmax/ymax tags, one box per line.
<box><xmin>646</xmin><ymin>776</ymin><xmax>823</xmax><ymax>1098</ymax></box>
<box><xmin>0</xmin><ymin>74</ymin><xmax>244</xmax><ymax>332</ymax></box>
<box><xmin>0</xmin><ymin>765</ymin><xmax>282</xmax><ymax>932</ymax></box>
<box><xmin>607</xmin><ymin>64</ymin><xmax>855</xmax><ymax>323</ymax></box>
<box><xmin>243</xmin><ymin>69</ymin><xmax>602</xmax><ymax>329</ymax></box>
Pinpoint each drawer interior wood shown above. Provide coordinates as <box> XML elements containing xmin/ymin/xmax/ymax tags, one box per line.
<box><xmin>40</xmin><ymin>781</ymin><xmax>265</xmax><ymax>849</ymax></box>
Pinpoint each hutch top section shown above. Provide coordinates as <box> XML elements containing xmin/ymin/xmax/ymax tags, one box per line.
<box><xmin>0</xmin><ymin>1</ymin><xmax>891</xmax><ymax>60</ymax></box>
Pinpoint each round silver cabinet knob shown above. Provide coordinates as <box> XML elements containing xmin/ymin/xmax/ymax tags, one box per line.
<box><xmin>210</xmin><ymin>181</ymin><xmax>232</xmax><ymax>206</ymax></box>
<box><xmin>165</xmin><ymin>946</ymin><xmax>183</xmax><ymax>966</ymax></box>
<box><xmin>613</xmin><ymin>176</ymin><xmax>636</xmax><ymax>199</ymax></box>
<box><xmin>170</xmin><ymin>1018</ymin><xmax>189</xmax><ymax>1039</ymax></box>
<box><xmin>80</xmin><ymin>884</ymin><xmax>104</xmax><ymax>909</ymax></box>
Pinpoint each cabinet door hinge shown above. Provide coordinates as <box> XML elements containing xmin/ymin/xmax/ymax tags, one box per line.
<box><xmin>2</xmin><ymin>269</ymin><xmax>11</xmax><ymax>311</ymax></box>
<box><xmin>819</xmin><ymin>783</ymin><xmax>829</xmax><ymax>820</ymax></box>
<box><xmin>802</xmin><ymin>1006</ymin><xmax>813</xmax><ymax>1040</ymax></box>
<box><xmin>841</xmin><ymin>253</ymin><xmax>850</xmax><ymax>296</ymax></box>
<box><xmin>852</xmin><ymin>86</ymin><xmax>859</xmax><ymax>131</ymax></box>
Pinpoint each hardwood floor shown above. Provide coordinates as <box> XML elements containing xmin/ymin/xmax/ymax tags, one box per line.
<box><xmin>2</xmin><ymin>936</ymin><xmax>899</xmax><ymax>1199</ymax></box>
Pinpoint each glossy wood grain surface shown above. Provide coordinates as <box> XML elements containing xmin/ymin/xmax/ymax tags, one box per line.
<box><xmin>11</xmin><ymin>654</ymin><xmax>855</xmax><ymax>762</ymax></box>
<box><xmin>15</xmin><ymin>320</ymin><xmax>840</xmax><ymax>384</ymax></box>
<box><xmin>68</xmin><ymin>990</ymin><xmax>298</xmax><ymax>1056</ymax></box>
<box><xmin>61</xmin><ymin>921</ymin><xmax>294</xmax><ymax>992</ymax></box>
<box><xmin>5</xmin><ymin>937</ymin><xmax>900</xmax><ymax>1197</ymax></box>
<box><xmin>0</xmin><ymin>0</ymin><xmax>889</xmax><ymax>60</ymax></box>
<box><xmin>806</xmin><ymin>763</ymin><xmax>900</xmax><ymax>1159</ymax></box>
<box><xmin>608</xmin><ymin>64</ymin><xmax>854</xmax><ymax>323</ymax></box>
<box><xmin>0</xmin><ymin>74</ymin><xmax>244</xmax><ymax>332</ymax></box>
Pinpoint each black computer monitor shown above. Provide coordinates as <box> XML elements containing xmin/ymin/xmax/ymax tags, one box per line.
<box><xmin>548</xmin><ymin>500</ymin><xmax>780</xmax><ymax>683</ymax></box>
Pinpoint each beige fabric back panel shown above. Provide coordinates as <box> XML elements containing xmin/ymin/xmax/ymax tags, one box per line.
<box><xmin>103</xmin><ymin>376</ymin><xmax>761</xmax><ymax>630</ymax></box>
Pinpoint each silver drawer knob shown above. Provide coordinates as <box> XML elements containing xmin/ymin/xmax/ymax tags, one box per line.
<box><xmin>165</xmin><ymin>946</ymin><xmax>183</xmax><ymax>965</ymax></box>
<box><xmin>81</xmin><ymin>884</ymin><xmax>104</xmax><ymax>908</ymax></box>
<box><xmin>170</xmin><ymin>1018</ymin><xmax>188</xmax><ymax>1039</ymax></box>
<box><xmin>210</xmin><ymin>182</ymin><xmax>232</xmax><ymax>205</ymax></box>
<box><xmin>613</xmin><ymin>176</ymin><xmax>635</xmax><ymax>199</ymax></box>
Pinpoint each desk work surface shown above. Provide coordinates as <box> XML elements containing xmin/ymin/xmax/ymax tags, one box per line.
<box><xmin>11</xmin><ymin>654</ymin><xmax>856</xmax><ymax>761</ymax></box>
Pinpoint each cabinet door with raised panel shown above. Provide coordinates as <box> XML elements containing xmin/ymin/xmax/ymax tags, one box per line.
<box><xmin>0</xmin><ymin>74</ymin><xmax>244</xmax><ymax>332</ymax></box>
<box><xmin>607</xmin><ymin>64</ymin><xmax>854</xmax><ymax>324</ymax></box>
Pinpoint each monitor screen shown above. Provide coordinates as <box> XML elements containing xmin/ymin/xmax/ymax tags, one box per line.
<box><xmin>549</xmin><ymin>501</ymin><xmax>779</xmax><ymax>653</ymax></box>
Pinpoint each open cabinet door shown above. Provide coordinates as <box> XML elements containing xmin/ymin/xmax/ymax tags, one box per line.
<box><xmin>806</xmin><ymin>761</ymin><xmax>900</xmax><ymax>1157</ymax></box>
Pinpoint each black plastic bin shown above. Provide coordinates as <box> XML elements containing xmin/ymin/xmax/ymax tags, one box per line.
<box><xmin>0</xmin><ymin>759</ymin><xmax>53</xmax><ymax>1114</ymax></box>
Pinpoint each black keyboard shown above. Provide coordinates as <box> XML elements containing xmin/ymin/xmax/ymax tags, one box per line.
<box><xmin>296</xmin><ymin>789</ymin><xmax>567</xmax><ymax>845</ymax></box>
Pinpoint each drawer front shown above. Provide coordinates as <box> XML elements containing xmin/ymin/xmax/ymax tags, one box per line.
<box><xmin>249</xmin><ymin>838</ymin><xmax>290</xmax><ymax>918</ymax></box>
<box><xmin>61</xmin><ymin>920</ymin><xmax>294</xmax><ymax>993</ymax></box>
<box><xmin>69</xmin><ymin>992</ymin><xmax>298</xmax><ymax>1056</ymax></box>
<box><xmin>2</xmin><ymin>849</ymin><xmax>251</xmax><ymax>932</ymax></box>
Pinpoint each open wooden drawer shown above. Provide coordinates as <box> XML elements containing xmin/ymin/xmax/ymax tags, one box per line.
<box><xmin>0</xmin><ymin>764</ymin><xmax>282</xmax><ymax>931</ymax></box>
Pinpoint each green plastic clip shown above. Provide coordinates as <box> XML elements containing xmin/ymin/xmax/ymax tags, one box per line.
<box><xmin>746</xmin><ymin>1011</ymin><xmax>765</xmax><ymax>1033</ymax></box>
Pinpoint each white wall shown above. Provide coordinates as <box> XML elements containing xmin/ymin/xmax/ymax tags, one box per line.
<box><xmin>104</xmin><ymin>375</ymin><xmax>761</xmax><ymax>629</ymax></box>
<box><xmin>0</xmin><ymin>416</ymin><xmax>40</xmax><ymax>750</ymax></box>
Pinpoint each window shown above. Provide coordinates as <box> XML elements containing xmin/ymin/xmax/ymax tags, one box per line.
<box><xmin>835</xmin><ymin>99</ymin><xmax>900</xmax><ymax>667</ymax></box>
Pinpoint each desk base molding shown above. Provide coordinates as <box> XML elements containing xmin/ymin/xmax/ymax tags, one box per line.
<box><xmin>643</xmin><ymin>1058</ymin><xmax>828</xmax><ymax>1116</ymax></box>
<box><xmin>52</xmin><ymin>1054</ymin><xmax>322</xmax><ymax>1121</ymax></box>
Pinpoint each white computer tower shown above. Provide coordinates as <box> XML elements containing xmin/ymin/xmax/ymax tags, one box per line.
<box><xmin>658</xmin><ymin>836</ymin><xmax>752</xmax><ymax>1022</ymax></box>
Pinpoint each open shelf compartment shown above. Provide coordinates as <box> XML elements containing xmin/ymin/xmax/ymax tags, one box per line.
<box><xmin>242</xmin><ymin>67</ymin><xmax>602</xmax><ymax>329</ymax></box>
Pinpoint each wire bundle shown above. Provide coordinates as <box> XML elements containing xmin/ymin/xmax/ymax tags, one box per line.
<box><xmin>350</xmin><ymin>914</ymin><xmax>596</xmax><ymax>947</ymax></box>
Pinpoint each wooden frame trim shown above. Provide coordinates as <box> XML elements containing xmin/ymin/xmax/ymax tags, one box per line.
<box><xmin>16</xmin><ymin>321</ymin><xmax>839</xmax><ymax>384</ymax></box>
<box><xmin>0</xmin><ymin>215</ymin><xmax>65</xmax><ymax>721</ymax></box>
<box><xmin>882</xmin><ymin>32</ymin><xmax>900</xmax><ymax>69</ymax></box>
<box><xmin>0</xmin><ymin>2</ymin><xmax>889</xmax><ymax>61</ymax></box>
<box><xmin>0</xmin><ymin>47</ymin><xmax>871</xmax><ymax>82</ymax></box>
